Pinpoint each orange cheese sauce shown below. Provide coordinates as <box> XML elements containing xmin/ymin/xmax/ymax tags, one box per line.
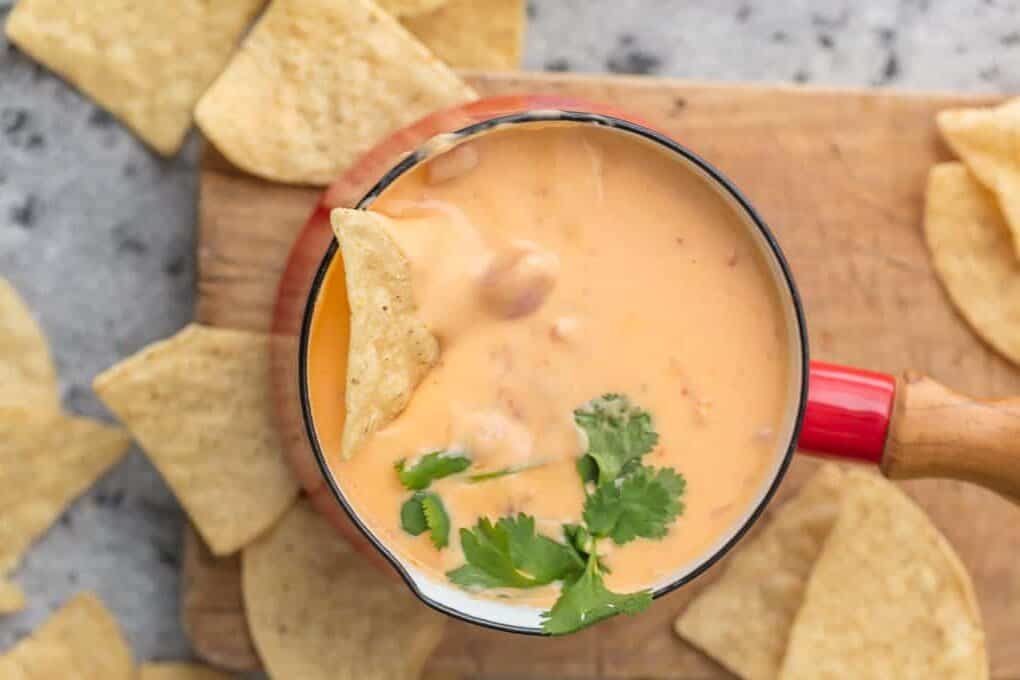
<box><xmin>308</xmin><ymin>122</ymin><xmax>797</xmax><ymax>604</ymax></box>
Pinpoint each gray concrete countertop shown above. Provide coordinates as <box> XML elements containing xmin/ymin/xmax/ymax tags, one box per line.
<box><xmin>1</xmin><ymin>0</ymin><xmax>1017</xmax><ymax>667</ymax></box>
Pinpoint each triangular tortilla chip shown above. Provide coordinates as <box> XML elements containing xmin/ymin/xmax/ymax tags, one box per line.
<box><xmin>0</xmin><ymin>579</ymin><xmax>26</xmax><ymax>614</ymax></box>
<box><xmin>0</xmin><ymin>277</ymin><xmax>59</xmax><ymax>412</ymax></box>
<box><xmin>403</xmin><ymin>0</ymin><xmax>525</xmax><ymax>70</ymax></box>
<box><xmin>330</xmin><ymin>208</ymin><xmax>439</xmax><ymax>460</ymax></box>
<box><xmin>938</xmin><ymin>98</ymin><xmax>1020</xmax><ymax>259</ymax></box>
<box><xmin>924</xmin><ymin>163</ymin><xmax>1020</xmax><ymax>366</ymax></box>
<box><xmin>379</xmin><ymin>0</ymin><xmax>449</xmax><ymax>16</ymax></box>
<box><xmin>5</xmin><ymin>0</ymin><xmax>265</xmax><ymax>155</ymax></box>
<box><xmin>0</xmin><ymin>592</ymin><xmax>133</xmax><ymax>679</ymax></box>
<box><xmin>0</xmin><ymin>407</ymin><xmax>131</xmax><ymax>581</ymax></box>
<box><xmin>140</xmin><ymin>662</ymin><xmax>233</xmax><ymax>680</ymax></box>
<box><xmin>675</xmin><ymin>464</ymin><xmax>845</xmax><ymax>680</ymax></box>
<box><xmin>243</xmin><ymin>500</ymin><xmax>446</xmax><ymax>680</ymax></box>
<box><xmin>779</xmin><ymin>471</ymin><xmax>987</xmax><ymax>679</ymax></box>
<box><xmin>93</xmin><ymin>324</ymin><xmax>299</xmax><ymax>555</ymax></box>
<box><xmin>195</xmin><ymin>0</ymin><xmax>477</xmax><ymax>185</ymax></box>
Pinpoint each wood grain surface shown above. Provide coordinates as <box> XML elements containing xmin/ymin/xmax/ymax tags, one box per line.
<box><xmin>186</xmin><ymin>71</ymin><xmax>1020</xmax><ymax>678</ymax></box>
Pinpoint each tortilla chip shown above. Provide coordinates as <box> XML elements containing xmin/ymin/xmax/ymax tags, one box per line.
<box><xmin>379</xmin><ymin>0</ymin><xmax>449</xmax><ymax>17</ymax></box>
<box><xmin>0</xmin><ymin>579</ymin><xmax>26</xmax><ymax>614</ymax></box>
<box><xmin>0</xmin><ymin>278</ymin><xmax>59</xmax><ymax>412</ymax></box>
<box><xmin>924</xmin><ymin>163</ymin><xmax>1020</xmax><ymax>366</ymax></box>
<box><xmin>5</xmin><ymin>0</ymin><xmax>265</xmax><ymax>155</ymax></box>
<box><xmin>139</xmin><ymin>662</ymin><xmax>233</xmax><ymax>680</ymax></box>
<box><xmin>0</xmin><ymin>592</ymin><xmax>133</xmax><ymax>679</ymax></box>
<box><xmin>93</xmin><ymin>324</ymin><xmax>299</xmax><ymax>555</ymax></box>
<box><xmin>195</xmin><ymin>0</ymin><xmax>477</xmax><ymax>185</ymax></box>
<box><xmin>0</xmin><ymin>407</ymin><xmax>131</xmax><ymax>580</ymax></box>
<box><xmin>780</xmin><ymin>471</ymin><xmax>987</xmax><ymax>679</ymax></box>
<box><xmin>938</xmin><ymin>98</ymin><xmax>1020</xmax><ymax>259</ymax></box>
<box><xmin>675</xmin><ymin>464</ymin><xmax>845</xmax><ymax>680</ymax></box>
<box><xmin>403</xmin><ymin>0</ymin><xmax>525</xmax><ymax>70</ymax></box>
<box><xmin>330</xmin><ymin>208</ymin><xmax>439</xmax><ymax>460</ymax></box>
<box><xmin>242</xmin><ymin>500</ymin><xmax>447</xmax><ymax>680</ymax></box>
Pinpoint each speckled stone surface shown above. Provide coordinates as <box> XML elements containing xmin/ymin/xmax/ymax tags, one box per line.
<box><xmin>0</xmin><ymin>0</ymin><xmax>1016</xmax><ymax>668</ymax></box>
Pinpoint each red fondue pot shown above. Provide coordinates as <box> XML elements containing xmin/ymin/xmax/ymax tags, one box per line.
<box><xmin>269</xmin><ymin>96</ymin><xmax>1020</xmax><ymax>634</ymax></box>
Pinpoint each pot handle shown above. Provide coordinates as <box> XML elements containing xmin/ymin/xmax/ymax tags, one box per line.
<box><xmin>799</xmin><ymin>362</ymin><xmax>1020</xmax><ymax>503</ymax></box>
<box><xmin>883</xmin><ymin>372</ymin><xmax>1020</xmax><ymax>502</ymax></box>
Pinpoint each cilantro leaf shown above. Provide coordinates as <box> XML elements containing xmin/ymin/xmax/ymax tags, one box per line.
<box><xmin>396</xmin><ymin>451</ymin><xmax>471</xmax><ymax>490</ymax></box>
<box><xmin>583</xmin><ymin>466</ymin><xmax>686</xmax><ymax>545</ymax></box>
<box><xmin>400</xmin><ymin>492</ymin><xmax>451</xmax><ymax>549</ymax></box>
<box><xmin>574</xmin><ymin>394</ymin><xmax>658</xmax><ymax>485</ymax></box>
<box><xmin>400</xmin><ymin>494</ymin><xmax>429</xmax><ymax>536</ymax></box>
<box><xmin>447</xmin><ymin>514</ymin><xmax>584</xmax><ymax>589</ymax></box>
<box><xmin>421</xmin><ymin>493</ymin><xmax>451</xmax><ymax>549</ymax></box>
<box><xmin>541</xmin><ymin>556</ymin><xmax>652</xmax><ymax>635</ymax></box>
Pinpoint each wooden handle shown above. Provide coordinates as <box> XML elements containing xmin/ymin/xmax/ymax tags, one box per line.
<box><xmin>883</xmin><ymin>372</ymin><xmax>1020</xmax><ymax>502</ymax></box>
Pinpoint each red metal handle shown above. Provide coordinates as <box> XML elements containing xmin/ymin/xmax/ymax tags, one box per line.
<box><xmin>796</xmin><ymin>361</ymin><xmax>896</xmax><ymax>465</ymax></box>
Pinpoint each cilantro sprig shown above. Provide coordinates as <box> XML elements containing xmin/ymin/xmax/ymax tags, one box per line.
<box><xmin>396</xmin><ymin>451</ymin><xmax>471</xmax><ymax>490</ymax></box>
<box><xmin>397</xmin><ymin>394</ymin><xmax>685</xmax><ymax>635</ymax></box>
<box><xmin>536</xmin><ymin>394</ymin><xmax>676</xmax><ymax>634</ymax></box>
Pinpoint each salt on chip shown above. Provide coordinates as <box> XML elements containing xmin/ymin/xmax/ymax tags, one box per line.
<box><xmin>330</xmin><ymin>208</ymin><xmax>439</xmax><ymax>460</ymax></box>
<box><xmin>779</xmin><ymin>470</ymin><xmax>987</xmax><ymax>679</ymax></box>
<box><xmin>0</xmin><ymin>277</ymin><xmax>59</xmax><ymax>412</ymax></box>
<box><xmin>0</xmin><ymin>592</ymin><xmax>133</xmax><ymax>679</ymax></box>
<box><xmin>5</xmin><ymin>0</ymin><xmax>266</xmax><ymax>156</ymax></box>
<box><xmin>378</xmin><ymin>0</ymin><xmax>449</xmax><ymax>17</ymax></box>
<box><xmin>140</xmin><ymin>662</ymin><xmax>234</xmax><ymax>680</ymax></box>
<box><xmin>675</xmin><ymin>464</ymin><xmax>845</xmax><ymax>680</ymax></box>
<box><xmin>195</xmin><ymin>0</ymin><xmax>477</xmax><ymax>185</ymax></box>
<box><xmin>925</xmin><ymin>163</ymin><xmax>1020</xmax><ymax>366</ymax></box>
<box><xmin>0</xmin><ymin>579</ymin><xmax>26</xmax><ymax>614</ymax></box>
<box><xmin>938</xmin><ymin>98</ymin><xmax>1020</xmax><ymax>259</ymax></box>
<box><xmin>403</xmin><ymin>0</ymin><xmax>525</xmax><ymax>70</ymax></box>
<box><xmin>0</xmin><ymin>407</ymin><xmax>131</xmax><ymax>581</ymax></box>
<box><xmin>93</xmin><ymin>324</ymin><xmax>299</xmax><ymax>555</ymax></box>
<box><xmin>243</xmin><ymin>500</ymin><xmax>447</xmax><ymax>680</ymax></box>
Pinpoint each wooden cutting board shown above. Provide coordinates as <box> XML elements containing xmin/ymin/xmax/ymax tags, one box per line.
<box><xmin>185</xmin><ymin>71</ymin><xmax>1020</xmax><ymax>679</ymax></box>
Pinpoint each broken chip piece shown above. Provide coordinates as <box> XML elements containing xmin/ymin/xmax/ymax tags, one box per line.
<box><xmin>925</xmin><ymin>163</ymin><xmax>1020</xmax><ymax>367</ymax></box>
<box><xmin>0</xmin><ymin>592</ymin><xmax>133</xmax><ymax>679</ymax></box>
<box><xmin>243</xmin><ymin>500</ymin><xmax>447</xmax><ymax>680</ymax></box>
<box><xmin>0</xmin><ymin>407</ymin><xmax>131</xmax><ymax>608</ymax></box>
<box><xmin>93</xmin><ymin>324</ymin><xmax>299</xmax><ymax>555</ymax></box>
<box><xmin>331</xmin><ymin>208</ymin><xmax>439</xmax><ymax>460</ymax></box>
<box><xmin>675</xmin><ymin>464</ymin><xmax>845</xmax><ymax>680</ymax></box>
<box><xmin>780</xmin><ymin>471</ymin><xmax>987</xmax><ymax>679</ymax></box>
<box><xmin>403</xmin><ymin>0</ymin><xmax>525</xmax><ymax>70</ymax></box>
<box><xmin>5</xmin><ymin>0</ymin><xmax>265</xmax><ymax>155</ymax></box>
<box><xmin>0</xmin><ymin>277</ymin><xmax>59</xmax><ymax>412</ymax></box>
<box><xmin>938</xmin><ymin>98</ymin><xmax>1020</xmax><ymax>260</ymax></box>
<box><xmin>195</xmin><ymin>0</ymin><xmax>477</xmax><ymax>184</ymax></box>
